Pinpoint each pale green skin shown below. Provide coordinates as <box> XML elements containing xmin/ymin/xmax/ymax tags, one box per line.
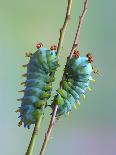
<box><xmin>19</xmin><ymin>48</ymin><xmax>59</xmax><ymax>128</ymax></box>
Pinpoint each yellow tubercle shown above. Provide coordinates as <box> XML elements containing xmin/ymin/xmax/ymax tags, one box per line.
<box><xmin>67</xmin><ymin>111</ymin><xmax>70</xmax><ymax>116</ymax></box>
<box><xmin>83</xmin><ymin>94</ymin><xmax>86</xmax><ymax>100</ymax></box>
<box><xmin>88</xmin><ymin>87</ymin><xmax>92</xmax><ymax>91</ymax></box>
<box><xmin>73</xmin><ymin>105</ymin><xmax>77</xmax><ymax>110</ymax></box>
<box><xmin>77</xmin><ymin>101</ymin><xmax>80</xmax><ymax>106</ymax></box>
<box><xmin>92</xmin><ymin>79</ymin><xmax>96</xmax><ymax>83</ymax></box>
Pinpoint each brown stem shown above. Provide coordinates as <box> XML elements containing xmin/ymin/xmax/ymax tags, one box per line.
<box><xmin>69</xmin><ymin>0</ymin><xmax>88</xmax><ymax>59</ymax></box>
<box><xmin>57</xmin><ymin>0</ymin><xmax>73</xmax><ymax>58</ymax></box>
<box><xmin>61</xmin><ymin>0</ymin><xmax>88</xmax><ymax>86</ymax></box>
<box><xmin>39</xmin><ymin>105</ymin><xmax>58</xmax><ymax>155</ymax></box>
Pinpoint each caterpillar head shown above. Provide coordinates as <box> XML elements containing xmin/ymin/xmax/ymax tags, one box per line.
<box><xmin>77</xmin><ymin>53</ymin><xmax>94</xmax><ymax>76</ymax></box>
<box><xmin>35</xmin><ymin>43</ymin><xmax>59</xmax><ymax>71</ymax></box>
<box><xmin>69</xmin><ymin>51</ymin><xmax>94</xmax><ymax>76</ymax></box>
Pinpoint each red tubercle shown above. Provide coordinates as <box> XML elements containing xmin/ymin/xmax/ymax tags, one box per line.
<box><xmin>36</xmin><ymin>43</ymin><xmax>43</xmax><ymax>49</ymax></box>
<box><xmin>73</xmin><ymin>50</ymin><xmax>80</xmax><ymax>58</ymax></box>
<box><xmin>86</xmin><ymin>53</ymin><xmax>93</xmax><ymax>63</ymax></box>
<box><xmin>50</xmin><ymin>45</ymin><xmax>57</xmax><ymax>51</ymax></box>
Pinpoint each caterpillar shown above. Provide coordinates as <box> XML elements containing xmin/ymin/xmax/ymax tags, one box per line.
<box><xmin>52</xmin><ymin>50</ymin><xmax>96</xmax><ymax>118</ymax></box>
<box><xmin>16</xmin><ymin>43</ymin><xmax>59</xmax><ymax>129</ymax></box>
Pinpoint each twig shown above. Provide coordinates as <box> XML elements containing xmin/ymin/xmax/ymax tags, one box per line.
<box><xmin>39</xmin><ymin>106</ymin><xmax>58</xmax><ymax>155</ymax></box>
<box><xmin>39</xmin><ymin>1</ymin><xmax>73</xmax><ymax>155</ymax></box>
<box><xmin>69</xmin><ymin>0</ymin><xmax>88</xmax><ymax>59</ymax></box>
<box><xmin>25</xmin><ymin>117</ymin><xmax>42</xmax><ymax>155</ymax></box>
<box><xmin>57</xmin><ymin>0</ymin><xmax>73</xmax><ymax>57</ymax></box>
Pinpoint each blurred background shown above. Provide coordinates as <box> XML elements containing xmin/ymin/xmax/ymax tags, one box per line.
<box><xmin>0</xmin><ymin>0</ymin><xmax>115</xmax><ymax>155</ymax></box>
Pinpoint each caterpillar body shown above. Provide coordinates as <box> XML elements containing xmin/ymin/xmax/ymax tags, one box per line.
<box><xmin>52</xmin><ymin>51</ymin><xmax>95</xmax><ymax>118</ymax></box>
<box><xmin>17</xmin><ymin>43</ymin><xmax>59</xmax><ymax>128</ymax></box>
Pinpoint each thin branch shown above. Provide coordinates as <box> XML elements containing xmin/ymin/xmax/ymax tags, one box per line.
<box><xmin>57</xmin><ymin>0</ymin><xmax>73</xmax><ymax>58</ymax></box>
<box><xmin>69</xmin><ymin>0</ymin><xmax>88</xmax><ymax>59</ymax></box>
<box><xmin>39</xmin><ymin>1</ymin><xmax>73</xmax><ymax>155</ymax></box>
<box><xmin>25</xmin><ymin>117</ymin><xmax>42</xmax><ymax>155</ymax></box>
<box><xmin>39</xmin><ymin>106</ymin><xmax>58</xmax><ymax>155</ymax></box>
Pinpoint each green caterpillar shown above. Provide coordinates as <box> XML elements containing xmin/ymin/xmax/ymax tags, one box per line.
<box><xmin>52</xmin><ymin>51</ymin><xmax>96</xmax><ymax>118</ymax></box>
<box><xmin>17</xmin><ymin>43</ymin><xmax>59</xmax><ymax>129</ymax></box>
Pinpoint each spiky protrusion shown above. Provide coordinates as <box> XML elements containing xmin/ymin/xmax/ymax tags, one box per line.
<box><xmin>18</xmin><ymin>120</ymin><xmax>22</xmax><ymax>127</ymax></box>
<box><xmin>73</xmin><ymin>50</ymin><xmax>80</xmax><ymax>58</ymax></box>
<box><xmin>36</xmin><ymin>42</ymin><xmax>43</xmax><ymax>49</ymax></box>
<box><xmin>77</xmin><ymin>101</ymin><xmax>81</xmax><ymax>106</ymax></box>
<box><xmin>92</xmin><ymin>66</ymin><xmax>99</xmax><ymax>75</ymax></box>
<box><xmin>20</xmin><ymin>82</ymin><xmax>26</xmax><ymax>85</ymax></box>
<box><xmin>17</xmin><ymin>98</ymin><xmax>22</xmax><ymax>101</ymax></box>
<box><xmin>50</xmin><ymin>45</ymin><xmax>57</xmax><ymax>51</ymax></box>
<box><xmin>83</xmin><ymin>94</ymin><xmax>86</xmax><ymax>100</ymax></box>
<box><xmin>22</xmin><ymin>73</ymin><xmax>27</xmax><ymax>77</ymax></box>
<box><xmin>25</xmin><ymin>52</ymin><xmax>33</xmax><ymax>57</ymax></box>
<box><xmin>86</xmin><ymin>53</ymin><xmax>93</xmax><ymax>63</ymax></box>
<box><xmin>73</xmin><ymin>105</ymin><xmax>77</xmax><ymax>110</ymax></box>
<box><xmin>92</xmin><ymin>79</ymin><xmax>96</xmax><ymax>83</ymax></box>
<box><xmin>88</xmin><ymin>87</ymin><xmax>92</xmax><ymax>91</ymax></box>
<box><xmin>18</xmin><ymin>90</ymin><xmax>25</xmax><ymax>93</ymax></box>
<box><xmin>67</xmin><ymin>111</ymin><xmax>70</xmax><ymax>116</ymax></box>
<box><xmin>22</xmin><ymin>64</ymin><xmax>27</xmax><ymax>67</ymax></box>
<box><xmin>15</xmin><ymin>109</ymin><xmax>20</xmax><ymax>113</ymax></box>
